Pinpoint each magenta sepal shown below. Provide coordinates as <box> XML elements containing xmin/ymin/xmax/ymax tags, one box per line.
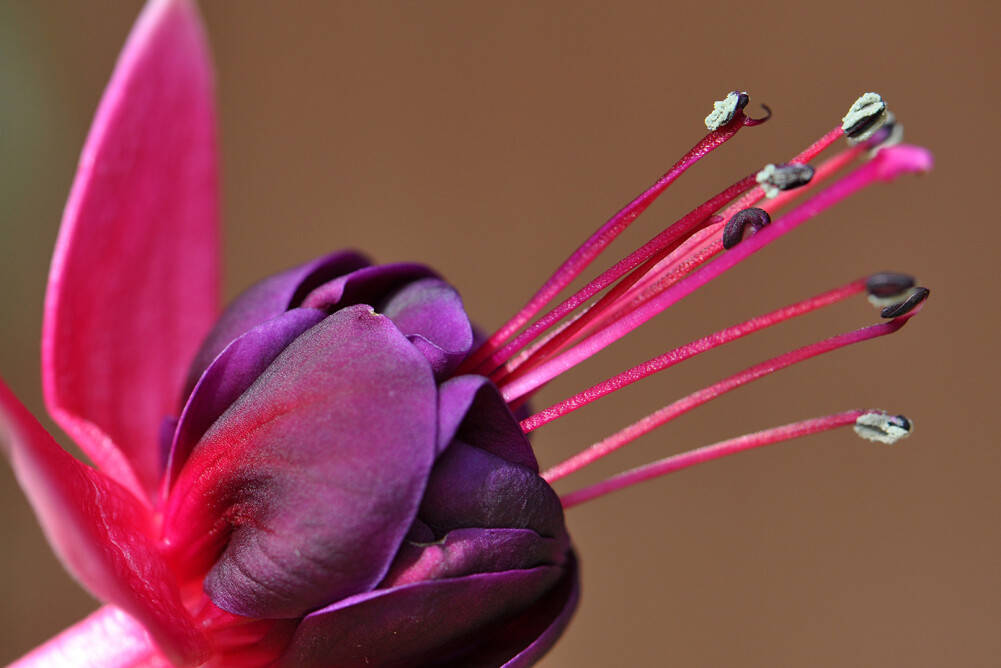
<box><xmin>42</xmin><ymin>0</ymin><xmax>221</xmax><ymax>499</ymax></box>
<box><xmin>9</xmin><ymin>606</ymin><xmax>171</xmax><ymax>668</ymax></box>
<box><xmin>0</xmin><ymin>379</ymin><xmax>207</xmax><ymax>665</ymax></box>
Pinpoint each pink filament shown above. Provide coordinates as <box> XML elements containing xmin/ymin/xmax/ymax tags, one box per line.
<box><xmin>497</xmin><ymin>134</ymin><xmax>862</xmax><ymax>391</ymax></box>
<box><xmin>478</xmin><ymin>174</ymin><xmax>759</xmax><ymax>378</ymax></box>
<box><xmin>559</xmin><ymin>410</ymin><xmax>863</xmax><ymax>508</ymax></box>
<box><xmin>541</xmin><ymin>314</ymin><xmax>913</xmax><ymax>483</ymax></box>
<box><xmin>520</xmin><ymin>278</ymin><xmax>866</xmax><ymax>432</ymax></box>
<box><xmin>458</xmin><ymin>113</ymin><xmax>752</xmax><ymax>375</ymax></box>
<box><xmin>502</xmin><ymin>145</ymin><xmax>932</xmax><ymax>403</ymax></box>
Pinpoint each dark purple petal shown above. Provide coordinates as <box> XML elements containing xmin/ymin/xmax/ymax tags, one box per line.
<box><xmin>380</xmin><ymin>278</ymin><xmax>474</xmax><ymax>379</ymax></box>
<box><xmin>382</xmin><ymin>527</ymin><xmax>568</xmax><ymax>587</ymax></box>
<box><xmin>164</xmin><ymin>308</ymin><xmax>327</xmax><ymax>488</ymax></box>
<box><xmin>469</xmin><ymin>552</ymin><xmax>580</xmax><ymax>668</ymax></box>
<box><xmin>419</xmin><ymin>441</ymin><xmax>565</xmax><ymax>539</ymax></box>
<box><xmin>437</xmin><ymin>375</ymin><xmax>538</xmax><ymax>470</ymax></box>
<box><xmin>281</xmin><ymin>566</ymin><xmax>563</xmax><ymax>668</ymax></box>
<box><xmin>300</xmin><ymin>262</ymin><xmax>437</xmax><ymax>312</ymax></box>
<box><xmin>183</xmin><ymin>251</ymin><xmax>369</xmax><ymax>395</ymax></box>
<box><xmin>163</xmin><ymin>305</ymin><xmax>437</xmax><ymax>619</ymax></box>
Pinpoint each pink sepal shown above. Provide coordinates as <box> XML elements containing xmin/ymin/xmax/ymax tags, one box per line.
<box><xmin>10</xmin><ymin>606</ymin><xmax>171</xmax><ymax>668</ymax></box>
<box><xmin>42</xmin><ymin>0</ymin><xmax>220</xmax><ymax>498</ymax></box>
<box><xmin>0</xmin><ymin>378</ymin><xmax>208</xmax><ymax>666</ymax></box>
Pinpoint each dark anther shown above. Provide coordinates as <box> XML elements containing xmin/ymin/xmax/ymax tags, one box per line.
<box><xmin>734</xmin><ymin>91</ymin><xmax>750</xmax><ymax>112</ymax></box>
<box><xmin>722</xmin><ymin>207</ymin><xmax>771</xmax><ymax>250</ymax></box>
<box><xmin>880</xmin><ymin>286</ymin><xmax>930</xmax><ymax>318</ymax></box>
<box><xmin>842</xmin><ymin>93</ymin><xmax>888</xmax><ymax>140</ymax></box>
<box><xmin>866</xmin><ymin>272</ymin><xmax>916</xmax><ymax>299</ymax></box>
<box><xmin>889</xmin><ymin>415</ymin><xmax>912</xmax><ymax>433</ymax></box>
<box><xmin>766</xmin><ymin>163</ymin><xmax>814</xmax><ymax>191</ymax></box>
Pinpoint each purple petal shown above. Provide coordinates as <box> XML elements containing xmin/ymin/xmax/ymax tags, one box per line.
<box><xmin>419</xmin><ymin>441</ymin><xmax>565</xmax><ymax>539</ymax></box>
<box><xmin>382</xmin><ymin>527</ymin><xmax>568</xmax><ymax>587</ymax></box>
<box><xmin>299</xmin><ymin>263</ymin><xmax>436</xmax><ymax>311</ymax></box>
<box><xmin>183</xmin><ymin>251</ymin><xmax>369</xmax><ymax>395</ymax></box>
<box><xmin>164</xmin><ymin>308</ymin><xmax>327</xmax><ymax>488</ymax></box>
<box><xmin>163</xmin><ymin>305</ymin><xmax>437</xmax><ymax>618</ymax></box>
<box><xmin>281</xmin><ymin>566</ymin><xmax>564</xmax><ymax>667</ymax></box>
<box><xmin>381</xmin><ymin>278</ymin><xmax>474</xmax><ymax>379</ymax></box>
<box><xmin>42</xmin><ymin>0</ymin><xmax>220</xmax><ymax>499</ymax></box>
<box><xmin>469</xmin><ymin>552</ymin><xmax>580</xmax><ymax>668</ymax></box>
<box><xmin>437</xmin><ymin>375</ymin><xmax>538</xmax><ymax>470</ymax></box>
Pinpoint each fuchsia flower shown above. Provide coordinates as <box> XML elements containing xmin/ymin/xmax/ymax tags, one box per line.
<box><xmin>0</xmin><ymin>1</ymin><xmax>934</xmax><ymax>667</ymax></box>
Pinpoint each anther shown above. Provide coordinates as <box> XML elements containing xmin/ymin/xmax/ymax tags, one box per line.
<box><xmin>705</xmin><ymin>91</ymin><xmax>749</xmax><ymax>131</ymax></box>
<box><xmin>866</xmin><ymin>272</ymin><xmax>916</xmax><ymax>306</ymax></box>
<box><xmin>853</xmin><ymin>411</ymin><xmax>912</xmax><ymax>444</ymax></box>
<box><xmin>755</xmin><ymin>163</ymin><xmax>815</xmax><ymax>198</ymax></box>
<box><xmin>880</xmin><ymin>286</ymin><xmax>929</xmax><ymax>318</ymax></box>
<box><xmin>863</xmin><ymin>112</ymin><xmax>904</xmax><ymax>152</ymax></box>
<box><xmin>722</xmin><ymin>207</ymin><xmax>771</xmax><ymax>249</ymax></box>
<box><xmin>842</xmin><ymin>92</ymin><xmax>889</xmax><ymax>143</ymax></box>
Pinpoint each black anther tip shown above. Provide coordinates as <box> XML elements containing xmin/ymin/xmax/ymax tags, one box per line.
<box><xmin>880</xmin><ymin>286</ymin><xmax>930</xmax><ymax>318</ymax></box>
<box><xmin>866</xmin><ymin>272</ymin><xmax>916</xmax><ymax>299</ymax></box>
<box><xmin>722</xmin><ymin>207</ymin><xmax>771</xmax><ymax>250</ymax></box>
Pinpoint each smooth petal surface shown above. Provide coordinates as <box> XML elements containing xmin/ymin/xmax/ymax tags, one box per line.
<box><xmin>0</xmin><ymin>379</ymin><xmax>206</xmax><ymax>665</ymax></box>
<box><xmin>164</xmin><ymin>306</ymin><xmax>438</xmax><ymax>618</ymax></box>
<box><xmin>164</xmin><ymin>308</ymin><xmax>326</xmax><ymax>487</ymax></box>
<box><xmin>463</xmin><ymin>553</ymin><xmax>580</xmax><ymax>668</ymax></box>
<box><xmin>281</xmin><ymin>566</ymin><xmax>563</xmax><ymax>668</ymax></box>
<box><xmin>10</xmin><ymin>606</ymin><xmax>171</xmax><ymax>668</ymax></box>
<box><xmin>382</xmin><ymin>527</ymin><xmax>567</xmax><ymax>587</ymax></box>
<box><xmin>380</xmin><ymin>277</ymin><xmax>474</xmax><ymax>379</ymax></box>
<box><xmin>419</xmin><ymin>441</ymin><xmax>565</xmax><ymax>539</ymax></box>
<box><xmin>183</xmin><ymin>251</ymin><xmax>369</xmax><ymax>394</ymax></box>
<box><xmin>43</xmin><ymin>0</ymin><xmax>220</xmax><ymax>498</ymax></box>
<box><xmin>299</xmin><ymin>262</ymin><xmax>436</xmax><ymax>311</ymax></box>
<box><xmin>436</xmin><ymin>375</ymin><xmax>538</xmax><ymax>469</ymax></box>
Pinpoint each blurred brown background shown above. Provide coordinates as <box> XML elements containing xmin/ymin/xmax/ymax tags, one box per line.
<box><xmin>1</xmin><ymin>1</ymin><xmax>998</xmax><ymax>666</ymax></box>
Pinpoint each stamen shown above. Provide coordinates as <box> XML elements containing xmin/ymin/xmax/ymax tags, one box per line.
<box><xmin>540</xmin><ymin>314</ymin><xmax>918</xmax><ymax>483</ymax></box>
<box><xmin>866</xmin><ymin>272</ymin><xmax>916</xmax><ymax>306</ymax></box>
<box><xmin>842</xmin><ymin>92</ymin><xmax>889</xmax><ymax>143</ymax></box>
<box><xmin>704</xmin><ymin>91</ymin><xmax>749</xmax><ymax>130</ymax></box>
<box><xmin>880</xmin><ymin>286</ymin><xmax>930</xmax><ymax>318</ymax></box>
<box><xmin>500</xmin><ymin>145</ymin><xmax>933</xmax><ymax>403</ymax></box>
<box><xmin>853</xmin><ymin>411</ymin><xmax>912</xmax><ymax>444</ymax></box>
<box><xmin>483</xmin><ymin>174</ymin><xmax>758</xmax><ymax>379</ymax></box>
<box><xmin>755</xmin><ymin>163</ymin><xmax>816</xmax><ymax>198</ymax></box>
<box><xmin>501</xmin><ymin>130</ymin><xmax>864</xmax><ymax>383</ymax></box>
<box><xmin>458</xmin><ymin>96</ymin><xmax>759</xmax><ymax>376</ymax></box>
<box><xmin>722</xmin><ymin>207</ymin><xmax>771</xmax><ymax>249</ymax></box>
<box><xmin>520</xmin><ymin>278</ymin><xmax>865</xmax><ymax>433</ymax></box>
<box><xmin>559</xmin><ymin>410</ymin><xmax>872</xmax><ymax>508</ymax></box>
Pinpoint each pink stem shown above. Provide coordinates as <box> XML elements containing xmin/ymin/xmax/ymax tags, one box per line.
<box><xmin>10</xmin><ymin>605</ymin><xmax>169</xmax><ymax>668</ymax></box>
<box><xmin>520</xmin><ymin>279</ymin><xmax>865</xmax><ymax>432</ymax></box>
<box><xmin>559</xmin><ymin>410</ymin><xmax>863</xmax><ymax>508</ymax></box>
<box><xmin>541</xmin><ymin>315</ymin><xmax>913</xmax><ymax>483</ymax></box>
<box><xmin>458</xmin><ymin>114</ymin><xmax>751</xmax><ymax>375</ymax></box>
<box><xmin>502</xmin><ymin>144</ymin><xmax>932</xmax><ymax>403</ymax></box>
